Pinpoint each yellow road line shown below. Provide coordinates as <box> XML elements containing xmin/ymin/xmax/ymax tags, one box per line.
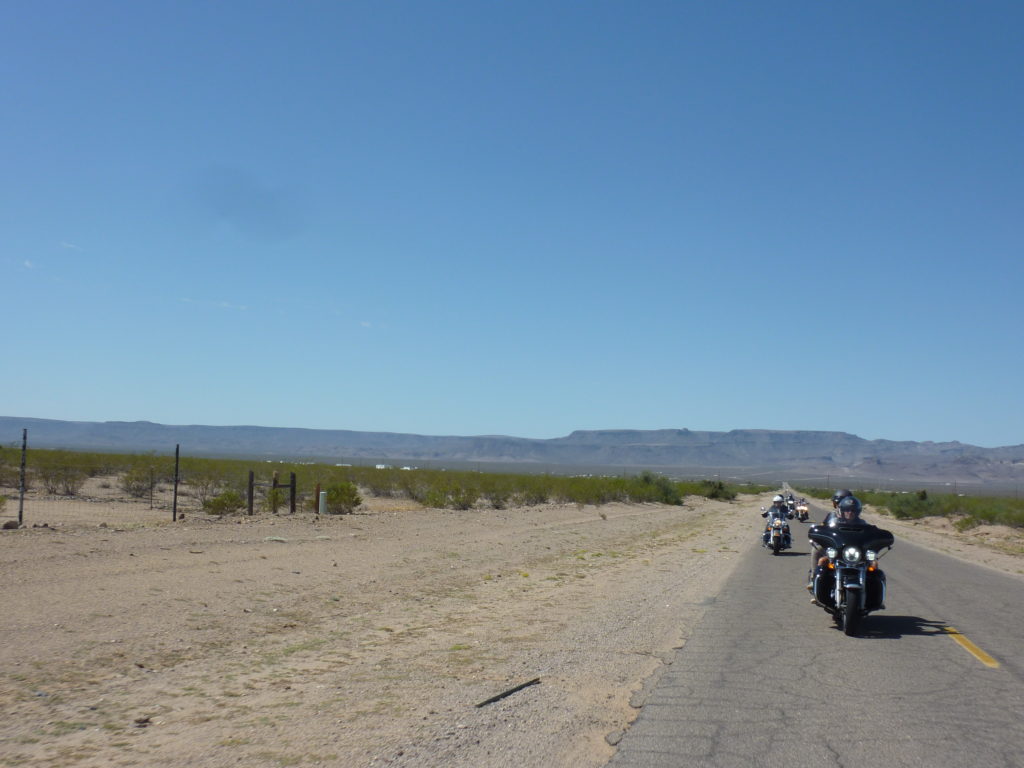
<box><xmin>944</xmin><ymin>626</ymin><xmax>1000</xmax><ymax>668</ymax></box>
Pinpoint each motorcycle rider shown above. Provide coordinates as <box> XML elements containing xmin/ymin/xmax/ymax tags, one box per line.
<box><xmin>807</xmin><ymin>490</ymin><xmax>856</xmax><ymax>589</ymax></box>
<box><xmin>831</xmin><ymin>494</ymin><xmax>864</xmax><ymax>525</ymax></box>
<box><xmin>822</xmin><ymin>488</ymin><xmax>853</xmax><ymax>526</ymax></box>
<box><xmin>808</xmin><ymin>496</ymin><xmax>892</xmax><ymax>610</ymax></box>
<box><xmin>762</xmin><ymin>494</ymin><xmax>792</xmax><ymax>545</ymax></box>
<box><xmin>814</xmin><ymin>496</ymin><xmax>866</xmax><ymax>560</ymax></box>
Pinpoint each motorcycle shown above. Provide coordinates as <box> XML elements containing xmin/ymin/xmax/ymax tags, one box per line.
<box><xmin>808</xmin><ymin>521</ymin><xmax>894</xmax><ymax>635</ymax></box>
<box><xmin>795</xmin><ymin>499</ymin><xmax>810</xmax><ymax>522</ymax></box>
<box><xmin>760</xmin><ymin>506</ymin><xmax>793</xmax><ymax>554</ymax></box>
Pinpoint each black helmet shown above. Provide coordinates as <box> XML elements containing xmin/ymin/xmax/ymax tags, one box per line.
<box><xmin>837</xmin><ymin>496</ymin><xmax>862</xmax><ymax>517</ymax></box>
<box><xmin>831</xmin><ymin>489</ymin><xmax>853</xmax><ymax>505</ymax></box>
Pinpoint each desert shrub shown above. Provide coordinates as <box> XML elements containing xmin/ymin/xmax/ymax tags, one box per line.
<box><xmin>120</xmin><ymin>466</ymin><xmax>156</xmax><ymax>498</ymax></box>
<box><xmin>398</xmin><ymin>474</ymin><xmax>430</xmax><ymax>504</ymax></box>
<box><xmin>0</xmin><ymin>466</ymin><xmax>20</xmax><ymax>489</ymax></box>
<box><xmin>203</xmin><ymin>490</ymin><xmax>245</xmax><ymax>515</ymax></box>
<box><xmin>953</xmin><ymin>516</ymin><xmax>979</xmax><ymax>532</ymax></box>
<box><xmin>263</xmin><ymin>487</ymin><xmax>287</xmax><ymax>514</ymax></box>
<box><xmin>859</xmin><ymin>490</ymin><xmax>1024</xmax><ymax>529</ymax></box>
<box><xmin>515</xmin><ymin>477</ymin><xmax>551</xmax><ymax>506</ymax></box>
<box><xmin>0</xmin><ymin>446</ymin><xmax>19</xmax><ymax>488</ymax></box>
<box><xmin>480</xmin><ymin>478</ymin><xmax>513</xmax><ymax>509</ymax></box>
<box><xmin>58</xmin><ymin>468</ymin><xmax>86</xmax><ymax>496</ymax></box>
<box><xmin>415</xmin><ymin>479</ymin><xmax>479</xmax><ymax>510</ymax></box>
<box><xmin>362</xmin><ymin>468</ymin><xmax>401</xmax><ymax>498</ymax></box>
<box><xmin>628</xmin><ymin>471</ymin><xmax>684</xmax><ymax>505</ymax></box>
<box><xmin>37</xmin><ymin>465</ymin><xmax>86</xmax><ymax>496</ymax></box>
<box><xmin>0</xmin><ymin>495</ymin><xmax>6</xmax><ymax>514</ymax></box>
<box><xmin>184</xmin><ymin>469</ymin><xmax>223</xmax><ymax>507</ymax></box>
<box><xmin>37</xmin><ymin>466</ymin><xmax>60</xmax><ymax>494</ymax></box>
<box><xmin>698</xmin><ymin>480</ymin><xmax>736</xmax><ymax>501</ymax></box>
<box><xmin>422</xmin><ymin>487</ymin><xmax>447</xmax><ymax>508</ymax></box>
<box><xmin>323</xmin><ymin>481</ymin><xmax>361</xmax><ymax>514</ymax></box>
<box><xmin>448</xmin><ymin>485</ymin><xmax>479</xmax><ymax>510</ymax></box>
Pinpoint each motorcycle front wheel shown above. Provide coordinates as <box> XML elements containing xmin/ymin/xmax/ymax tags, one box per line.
<box><xmin>843</xmin><ymin>598</ymin><xmax>861</xmax><ymax>636</ymax></box>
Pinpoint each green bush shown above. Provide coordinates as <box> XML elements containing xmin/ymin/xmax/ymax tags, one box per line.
<box><xmin>859</xmin><ymin>490</ymin><xmax>1024</xmax><ymax>529</ymax></box>
<box><xmin>699</xmin><ymin>480</ymin><xmax>736</xmax><ymax>501</ymax></box>
<box><xmin>448</xmin><ymin>485</ymin><xmax>479</xmax><ymax>510</ymax></box>
<box><xmin>631</xmin><ymin>471</ymin><xmax>684</xmax><ymax>505</ymax></box>
<box><xmin>203</xmin><ymin>490</ymin><xmax>245</xmax><ymax>516</ymax></box>
<box><xmin>423</xmin><ymin>486</ymin><xmax>449</xmax><ymax>508</ymax></box>
<box><xmin>480</xmin><ymin>478</ymin><xmax>512</xmax><ymax>509</ymax></box>
<box><xmin>324</xmin><ymin>482</ymin><xmax>361</xmax><ymax>514</ymax></box>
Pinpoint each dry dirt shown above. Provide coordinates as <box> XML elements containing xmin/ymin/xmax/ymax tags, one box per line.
<box><xmin>866</xmin><ymin>505</ymin><xmax>1024</xmax><ymax>576</ymax></box>
<box><xmin>1</xmin><ymin>491</ymin><xmax>1020</xmax><ymax>768</ymax></box>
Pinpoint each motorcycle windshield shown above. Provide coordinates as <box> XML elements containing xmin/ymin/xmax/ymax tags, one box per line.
<box><xmin>808</xmin><ymin>523</ymin><xmax>894</xmax><ymax>552</ymax></box>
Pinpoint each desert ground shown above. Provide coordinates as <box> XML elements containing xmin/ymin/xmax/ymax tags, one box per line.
<box><xmin>1</xmin><ymin>486</ymin><xmax>1020</xmax><ymax>768</ymax></box>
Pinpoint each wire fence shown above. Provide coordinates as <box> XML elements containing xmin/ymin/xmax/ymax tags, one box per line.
<box><xmin>0</xmin><ymin>430</ymin><xmax>300</xmax><ymax>529</ymax></box>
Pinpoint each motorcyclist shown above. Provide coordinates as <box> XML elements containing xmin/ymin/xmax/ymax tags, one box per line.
<box><xmin>830</xmin><ymin>494</ymin><xmax>864</xmax><ymax>526</ymax></box>
<box><xmin>807</xmin><ymin>491</ymin><xmax>857</xmax><ymax>589</ymax></box>
<box><xmin>796</xmin><ymin>496</ymin><xmax>809</xmax><ymax>520</ymax></box>
<box><xmin>821</xmin><ymin>488</ymin><xmax>853</xmax><ymax>526</ymax></box>
<box><xmin>808</xmin><ymin>496</ymin><xmax>893</xmax><ymax>610</ymax></box>
<box><xmin>762</xmin><ymin>494</ymin><xmax>792</xmax><ymax>545</ymax></box>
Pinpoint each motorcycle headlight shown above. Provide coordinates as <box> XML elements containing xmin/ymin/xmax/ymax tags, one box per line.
<box><xmin>826</xmin><ymin>547</ymin><xmax>837</xmax><ymax>559</ymax></box>
<box><xmin>866</xmin><ymin>550</ymin><xmax>877</xmax><ymax>562</ymax></box>
<box><xmin>842</xmin><ymin>546</ymin><xmax>862</xmax><ymax>562</ymax></box>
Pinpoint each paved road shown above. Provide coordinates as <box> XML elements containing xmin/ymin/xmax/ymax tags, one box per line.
<box><xmin>608</xmin><ymin>503</ymin><xmax>1024</xmax><ymax>767</ymax></box>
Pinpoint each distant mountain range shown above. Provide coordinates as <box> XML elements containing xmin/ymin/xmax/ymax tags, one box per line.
<box><xmin>4</xmin><ymin>417</ymin><xmax>1023</xmax><ymax>490</ymax></box>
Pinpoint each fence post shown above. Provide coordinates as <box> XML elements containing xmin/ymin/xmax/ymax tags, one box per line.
<box><xmin>18</xmin><ymin>429</ymin><xmax>27</xmax><ymax>526</ymax></box>
<box><xmin>172</xmin><ymin>444</ymin><xmax>180</xmax><ymax>521</ymax></box>
<box><xmin>247</xmin><ymin>470</ymin><xmax>255</xmax><ymax>515</ymax></box>
<box><xmin>289</xmin><ymin>472</ymin><xmax>297</xmax><ymax>514</ymax></box>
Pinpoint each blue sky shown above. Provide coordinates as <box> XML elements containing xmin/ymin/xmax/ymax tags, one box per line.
<box><xmin>3</xmin><ymin>1</ymin><xmax>1022</xmax><ymax>447</ymax></box>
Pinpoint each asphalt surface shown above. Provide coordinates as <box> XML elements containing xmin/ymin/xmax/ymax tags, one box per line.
<box><xmin>607</xmin><ymin>505</ymin><xmax>1024</xmax><ymax>768</ymax></box>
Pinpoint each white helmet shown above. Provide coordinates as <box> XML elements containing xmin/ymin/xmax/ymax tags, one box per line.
<box><xmin>773</xmin><ymin>495</ymin><xmax>784</xmax><ymax>503</ymax></box>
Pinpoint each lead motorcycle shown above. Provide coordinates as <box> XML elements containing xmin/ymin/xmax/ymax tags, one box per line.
<box><xmin>760</xmin><ymin>505</ymin><xmax>793</xmax><ymax>554</ymax></box>
<box><xmin>808</xmin><ymin>520</ymin><xmax>894</xmax><ymax>635</ymax></box>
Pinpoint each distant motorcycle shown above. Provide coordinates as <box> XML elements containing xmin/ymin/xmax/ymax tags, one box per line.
<box><xmin>761</xmin><ymin>506</ymin><xmax>793</xmax><ymax>554</ymax></box>
<box><xmin>808</xmin><ymin>521</ymin><xmax>894</xmax><ymax>635</ymax></box>
<box><xmin>795</xmin><ymin>499</ymin><xmax>810</xmax><ymax>522</ymax></box>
